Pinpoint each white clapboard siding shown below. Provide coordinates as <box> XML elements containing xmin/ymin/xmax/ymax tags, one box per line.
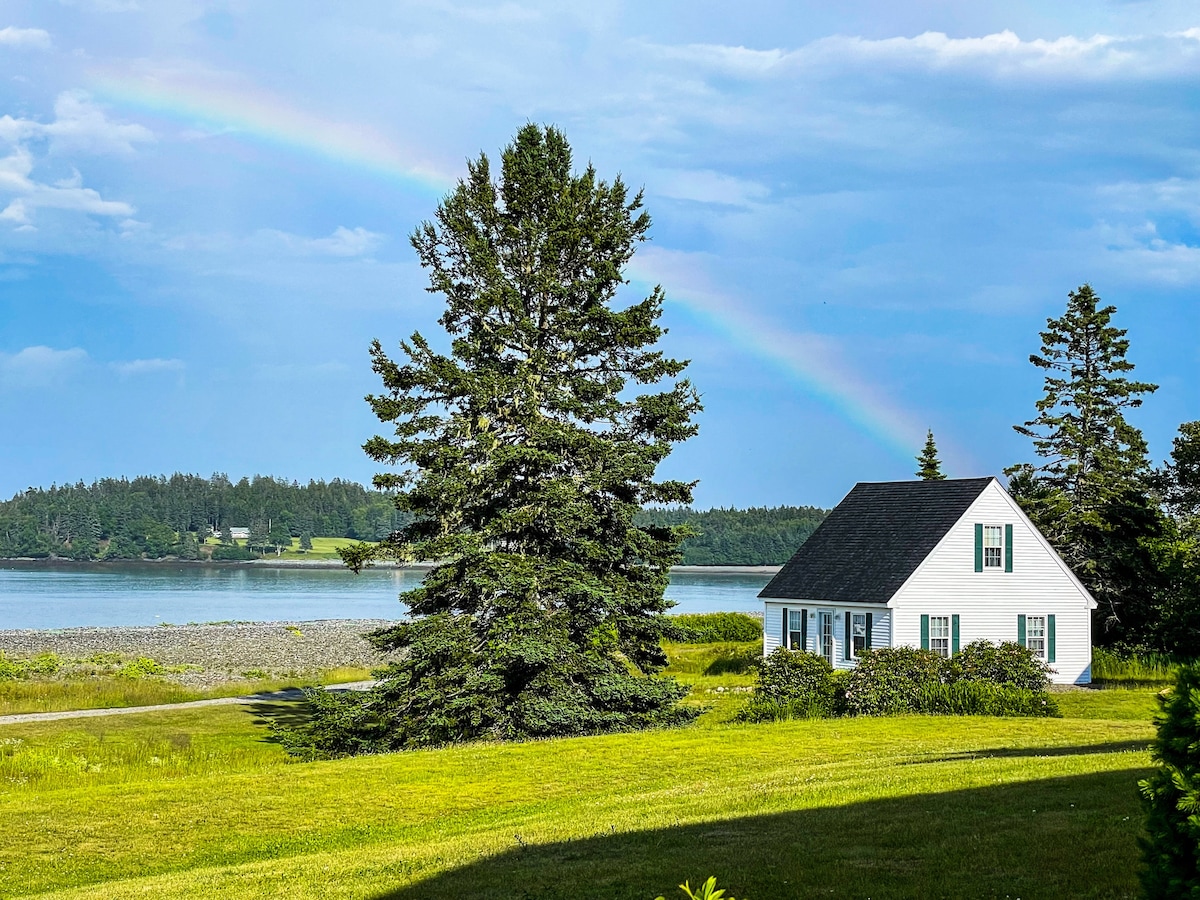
<box><xmin>763</xmin><ymin>601</ymin><xmax>892</xmax><ymax>670</ymax></box>
<box><xmin>890</xmin><ymin>480</ymin><xmax>1094</xmax><ymax>684</ymax></box>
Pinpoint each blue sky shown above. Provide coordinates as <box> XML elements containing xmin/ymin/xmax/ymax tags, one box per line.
<box><xmin>0</xmin><ymin>1</ymin><xmax>1197</xmax><ymax>509</ymax></box>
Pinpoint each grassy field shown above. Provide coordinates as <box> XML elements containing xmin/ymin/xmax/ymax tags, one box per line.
<box><xmin>271</xmin><ymin>536</ymin><xmax>371</xmax><ymax>561</ymax></box>
<box><xmin>0</xmin><ymin>647</ymin><xmax>1161</xmax><ymax>900</ymax></box>
<box><xmin>0</xmin><ymin>667</ymin><xmax>373</xmax><ymax>716</ymax></box>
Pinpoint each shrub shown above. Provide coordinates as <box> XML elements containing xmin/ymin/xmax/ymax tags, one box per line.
<box><xmin>211</xmin><ymin>544</ymin><xmax>255</xmax><ymax>561</ymax></box>
<box><xmin>947</xmin><ymin>640</ymin><xmax>1052</xmax><ymax>691</ymax></box>
<box><xmin>842</xmin><ymin>646</ymin><xmax>945</xmax><ymax>716</ymax></box>
<box><xmin>668</xmin><ymin>613</ymin><xmax>762</xmax><ymax>643</ymax></box>
<box><xmin>702</xmin><ymin>646</ymin><xmax>761</xmax><ymax>676</ymax></box>
<box><xmin>118</xmin><ymin>657</ymin><xmax>166</xmax><ymax>679</ymax></box>
<box><xmin>737</xmin><ymin>648</ymin><xmax>836</xmax><ymax>722</ymax></box>
<box><xmin>916</xmin><ymin>681</ymin><xmax>1059</xmax><ymax>717</ymax></box>
<box><xmin>0</xmin><ymin>652</ymin><xmax>61</xmax><ymax>680</ymax></box>
<box><xmin>1139</xmin><ymin>664</ymin><xmax>1200</xmax><ymax>899</ymax></box>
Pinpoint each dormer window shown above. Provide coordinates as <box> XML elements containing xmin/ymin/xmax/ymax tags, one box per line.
<box><xmin>983</xmin><ymin>525</ymin><xmax>1003</xmax><ymax>568</ymax></box>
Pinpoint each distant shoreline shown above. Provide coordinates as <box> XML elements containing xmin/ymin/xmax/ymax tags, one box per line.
<box><xmin>0</xmin><ymin>558</ymin><xmax>781</xmax><ymax>575</ymax></box>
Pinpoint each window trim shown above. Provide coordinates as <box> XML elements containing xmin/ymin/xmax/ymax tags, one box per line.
<box><xmin>928</xmin><ymin>614</ymin><xmax>951</xmax><ymax>658</ymax></box>
<box><xmin>850</xmin><ymin>612</ymin><xmax>867</xmax><ymax>659</ymax></box>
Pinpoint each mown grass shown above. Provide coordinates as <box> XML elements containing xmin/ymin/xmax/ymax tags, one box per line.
<box><xmin>0</xmin><ymin>644</ymin><xmax>1161</xmax><ymax>900</ymax></box>
<box><xmin>0</xmin><ymin>667</ymin><xmax>373</xmax><ymax>716</ymax></box>
<box><xmin>271</xmin><ymin>536</ymin><xmax>374</xmax><ymax>560</ymax></box>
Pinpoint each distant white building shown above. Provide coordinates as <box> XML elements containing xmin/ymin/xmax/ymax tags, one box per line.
<box><xmin>228</xmin><ymin>527</ymin><xmax>250</xmax><ymax>540</ymax></box>
<box><xmin>760</xmin><ymin>477</ymin><xmax>1096</xmax><ymax>685</ymax></box>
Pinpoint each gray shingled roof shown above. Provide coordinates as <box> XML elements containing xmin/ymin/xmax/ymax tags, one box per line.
<box><xmin>758</xmin><ymin>477</ymin><xmax>994</xmax><ymax>604</ymax></box>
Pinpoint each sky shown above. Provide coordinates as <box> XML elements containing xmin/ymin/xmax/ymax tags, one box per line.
<box><xmin>0</xmin><ymin>1</ymin><xmax>1197</xmax><ymax>509</ymax></box>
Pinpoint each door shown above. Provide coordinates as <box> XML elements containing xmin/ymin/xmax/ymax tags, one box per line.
<box><xmin>818</xmin><ymin>611</ymin><xmax>834</xmax><ymax>664</ymax></box>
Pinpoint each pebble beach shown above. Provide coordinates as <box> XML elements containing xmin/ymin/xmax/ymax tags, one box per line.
<box><xmin>0</xmin><ymin>619</ymin><xmax>395</xmax><ymax>686</ymax></box>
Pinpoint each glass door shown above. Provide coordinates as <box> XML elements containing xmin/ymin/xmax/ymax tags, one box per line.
<box><xmin>819</xmin><ymin>611</ymin><xmax>834</xmax><ymax>664</ymax></box>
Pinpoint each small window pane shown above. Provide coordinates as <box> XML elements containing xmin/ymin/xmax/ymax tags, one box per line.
<box><xmin>1026</xmin><ymin>615</ymin><xmax>1046</xmax><ymax>659</ymax></box>
<box><xmin>983</xmin><ymin>525</ymin><xmax>1003</xmax><ymax>568</ymax></box>
<box><xmin>788</xmin><ymin>610</ymin><xmax>804</xmax><ymax>650</ymax></box>
<box><xmin>851</xmin><ymin>613</ymin><xmax>867</xmax><ymax>657</ymax></box>
<box><xmin>929</xmin><ymin>615</ymin><xmax>950</xmax><ymax>658</ymax></box>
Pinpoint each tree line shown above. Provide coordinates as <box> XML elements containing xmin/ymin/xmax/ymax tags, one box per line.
<box><xmin>0</xmin><ymin>472</ymin><xmax>828</xmax><ymax>563</ymax></box>
<box><xmin>0</xmin><ymin>474</ymin><xmax>407</xmax><ymax>560</ymax></box>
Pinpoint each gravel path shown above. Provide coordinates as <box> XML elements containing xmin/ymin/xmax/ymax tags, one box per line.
<box><xmin>0</xmin><ymin>619</ymin><xmax>396</xmax><ymax>686</ymax></box>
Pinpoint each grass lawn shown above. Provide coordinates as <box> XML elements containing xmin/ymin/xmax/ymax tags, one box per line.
<box><xmin>270</xmin><ymin>536</ymin><xmax>373</xmax><ymax>561</ymax></box>
<box><xmin>0</xmin><ymin>652</ymin><xmax>1160</xmax><ymax>900</ymax></box>
<box><xmin>0</xmin><ymin>667</ymin><xmax>373</xmax><ymax>716</ymax></box>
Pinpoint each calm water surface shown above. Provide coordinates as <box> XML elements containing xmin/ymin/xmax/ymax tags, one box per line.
<box><xmin>0</xmin><ymin>563</ymin><xmax>771</xmax><ymax>630</ymax></box>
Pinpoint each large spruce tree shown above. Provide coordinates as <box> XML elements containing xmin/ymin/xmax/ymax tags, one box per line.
<box><xmin>1008</xmin><ymin>285</ymin><xmax>1162</xmax><ymax>645</ymax></box>
<box><xmin>303</xmin><ymin>125</ymin><xmax>701</xmax><ymax>754</ymax></box>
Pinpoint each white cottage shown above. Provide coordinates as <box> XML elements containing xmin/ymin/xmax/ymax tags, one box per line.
<box><xmin>760</xmin><ymin>477</ymin><xmax>1096</xmax><ymax>685</ymax></box>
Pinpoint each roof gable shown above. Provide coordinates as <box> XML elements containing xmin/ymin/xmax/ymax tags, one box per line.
<box><xmin>759</xmin><ymin>477</ymin><xmax>994</xmax><ymax>604</ymax></box>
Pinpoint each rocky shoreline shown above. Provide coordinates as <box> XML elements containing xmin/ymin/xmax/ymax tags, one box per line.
<box><xmin>0</xmin><ymin>619</ymin><xmax>394</xmax><ymax>686</ymax></box>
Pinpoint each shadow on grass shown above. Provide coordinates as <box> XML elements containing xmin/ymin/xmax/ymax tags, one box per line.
<box><xmin>898</xmin><ymin>738</ymin><xmax>1152</xmax><ymax>763</ymax></box>
<box><xmin>242</xmin><ymin>694</ymin><xmax>313</xmax><ymax>741</ymax></box>
<box><xmin>374</xmin><ymin>768</ymin><xmax>1151</xmax><ymax>900</ymax></box>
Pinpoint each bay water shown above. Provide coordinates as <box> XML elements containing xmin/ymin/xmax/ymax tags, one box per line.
<box><xmin>0</xmin><ymin>563</ymin><xmax>772</xmax><ymax>630</ymax></box>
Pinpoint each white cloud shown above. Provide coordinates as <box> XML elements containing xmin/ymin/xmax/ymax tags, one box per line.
<box><xmin>110</xmin><ymin>358</ymin><xmax>185</xmax><ymax>376</ymax></box>
<box><xmin>0</xmin><ymin>27</ymin><xmax>51</xmax><ymax>49</ymax></box>
<box><xmin>646</xmin><ymin>28</ymin><xmax>1200</xmax><ymax>82</ymax></box>
<box><xmin>653</xmin><ymin>169</ymin><xmax>769</xmax><ymax>207</ymax></box>
<box><xmin>0</xmin><ymin>94</ymin><xmax>147</xmax><ymax>227</ymax></box>
<box><xmin>0</xmin><ymin>345</ymin><xmax>88</xmax><ymax>387</ymax></box>
<box><xmin>0</xmin><ymin>91</ymin><xmax>155</xmax><ymax>156</ymax></box>
<box><xmin>0</xmin><ymin>146</ymin><xmax>135</xmax><ymax>224</ymax></box>
<box><xmin>255</xmin><ymin>225</ymin><xmax>384</xmax><ymax>257</ymax></box>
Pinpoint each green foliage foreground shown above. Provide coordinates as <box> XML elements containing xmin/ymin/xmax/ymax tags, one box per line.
<box><xmin>0</xmin><ymin>689</ymin><xmax>1156</xmax><ymax>899</ymax></box>
<box><xmin>1140</xmin><ymin>664</ymin><xmax>1200</xmax><ymax>898</ymax></box>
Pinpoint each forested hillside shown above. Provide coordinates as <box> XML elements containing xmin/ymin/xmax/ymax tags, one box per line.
<box><xmin>0</xmin><ymin>474</ymin><xmax>405</xmax><ymax>560</ymax></box>
<box><xmin>0</xmin><ymin>474</ymin><xmax>827</xmax><ymax>564</ymax></box>
<box><xmin>636</xmin><ymin>505</ymin><xmax>827</xmax><ymax>565</ymax></box>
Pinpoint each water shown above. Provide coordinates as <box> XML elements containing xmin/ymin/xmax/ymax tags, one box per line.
<box><xmin>0</xmin><ymin>563</ymin><xmax>772</xmax><ymax>630</ymax></box>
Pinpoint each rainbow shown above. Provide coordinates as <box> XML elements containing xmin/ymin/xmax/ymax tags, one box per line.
<box><xmin>628</xmin><ymin>249</ymin><xmax>930</xmax><ymax>462</ymax></box>
<box><xmin>86</xmin><ymin>71</ymin><xmax>932</xmax><ymax>464</ymax></box>
<box><xmin>87</xmin><ymin>68</ymin><xmax>455</xmax><ymax>195</ymax></box>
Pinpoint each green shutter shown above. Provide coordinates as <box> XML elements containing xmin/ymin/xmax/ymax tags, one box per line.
<box><xmin>782</xmin><ymin>608</ymin><xmax>788</xmax><ymax>649</ymax></box>
<box><xmin>865</xmin><ymin>612</ymin><xmax>873</xmax><ymax>649</ymax></box>
<box><xmin>974</xmin><ymin>523</ymin><xmax>984</xmax><ymax>572</ymax></box>
<box><xmin>801</xmin><ymin>608</ymin><xmax>808</xmax><ymax>651</ymax></box>
<box><xmin>844</xmin><ymin>612</ymin><xmax>851</xmax><ymax>660</ymax></box>
<box><xmin>1005</xmin><ymin>524</ymin><xmax>1013</xmax><ymax>572</ymax></box>
<box><xmin>952</xmin><ymin>614</ymin><xmax>960</xmax><ymax>655</ymax></box>
<box><xmin>1017</xmin><ymin>614</ymin><xmax>1026</xmax><ymax>646</ymax></box>
<box><xmin>1047</xmin><ymin>614</ymin><xmax>1056</xmax><ymax>663</ymax></box>
<box><xmin>920</xmin><ymin>614</ymin><xmax>930</xmax><ymax>650</ymax></box>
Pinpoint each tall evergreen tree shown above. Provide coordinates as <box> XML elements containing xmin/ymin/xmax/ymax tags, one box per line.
<box><xmin>1008</xmin><ymin>285</ymin><xmax>1161</xmax><ymax>645</ymax></box>
<box><xmin>301</xmin><ymin>125</ymin><xmax>701</xmax><ymax>755</ymax></box>
<box><xmin>1013</xmin><ymin>284</ymin><xmax>1157</xmax><ymax>516</ymax></box>
<box><xmin>915</xmin><ymin>430</ymin><xmax>946</xmax><ymax>480</ymax></box>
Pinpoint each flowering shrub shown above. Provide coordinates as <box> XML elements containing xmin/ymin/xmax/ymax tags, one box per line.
<box><xmin>841</xmin><ymin>646</ymin><xmax>946</xmax><ymax>716</ymax></box>
<box><xmin>946</xmin><ymin>640</ymin><xmax>1052</xmax><ymax>691</ymax></box>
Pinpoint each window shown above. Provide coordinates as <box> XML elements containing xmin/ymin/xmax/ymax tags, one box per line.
<box><xmin>851</xmin><ymin>613</ymin><xmax>867</xmax><ymax>658</ymax></box>
<box><xmin>819</xmin><ymin>611</ymin><xmax>834</xmax><ymax>664</ymax></box>
<box><xmin>929</xmin><ymin>615</ymin><xmax>951</xmax><ymax>658</ymax></box>
<box><xmin>983</xmin><ymin>525</ymin><xmax>1003</xmax><ymax>568</ymax></box>
<box><xmin>788</xmin><ymin>609</ymin><xmax>804</xmax><ymax>651</ymax></box>
<box><xmin>1026</xmin><ymin>615</ymin><xmax>1047</xmax><ymax>660</ymax></box>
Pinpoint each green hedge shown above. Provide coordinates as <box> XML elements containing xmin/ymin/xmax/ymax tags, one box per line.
<box><xmin>667</xmin><ymin>613</ymin><xmax>762</xmax><ymax>643</ymax></box>
<box><xmin>743</xmin><ymin>640</ymin><xmax>1057</xmax><ymax>721</ymax></box>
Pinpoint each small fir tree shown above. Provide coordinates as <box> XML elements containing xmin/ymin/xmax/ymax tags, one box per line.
<box><xmin>1140</xmin><ymin>664</ymin><xmax>1200</xmax><ymax>899</ymax></box>
<box><xmin>915</xmin><ymin>430</ymin><xmax>946</xmax><ymax>480</ymax></box>
<box><xmin>299</xmin><ymin>530</ymin><xmax>313</xmax><ymax>552</ymax></box>
<box><xmin>299</xmin><ymin>124</ymin><xmax>701</xmax><ymax>754</ymax></box>
<box><xmin>219</xmin><ymin>524</ymin><xmax>234</xmax><ymax>545</ymax></box>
